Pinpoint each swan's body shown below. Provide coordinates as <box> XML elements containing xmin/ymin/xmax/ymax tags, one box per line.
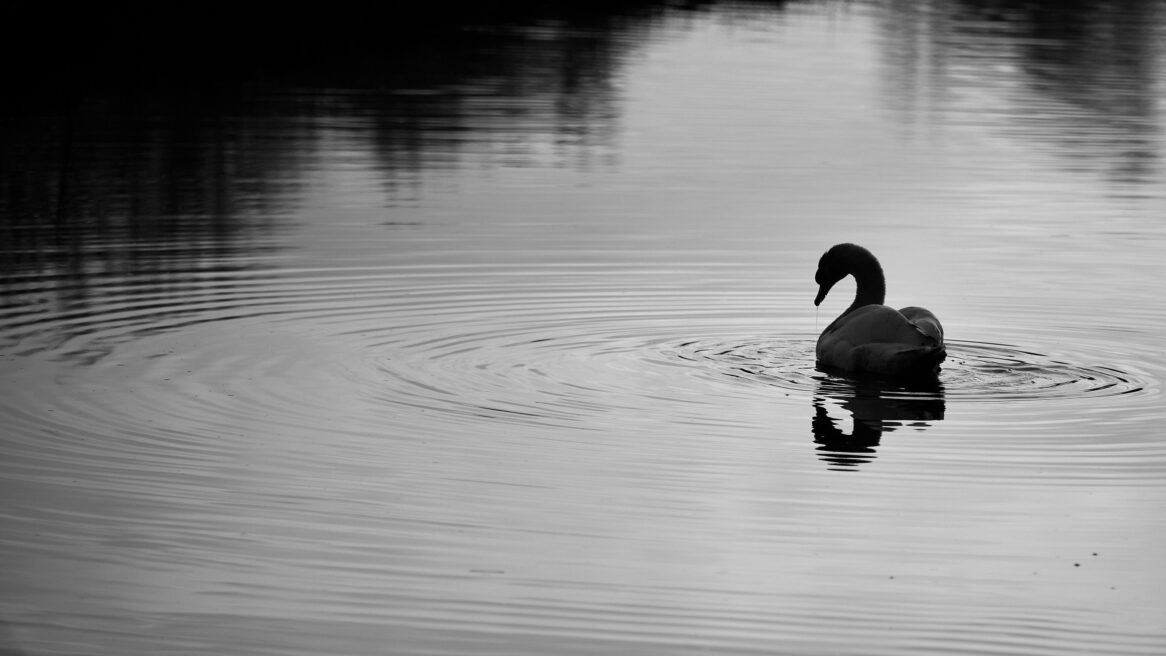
<box><xmin>814</xmin><ymin>243</ymin><xmax>945</xmax><ymax>377</ymax></box>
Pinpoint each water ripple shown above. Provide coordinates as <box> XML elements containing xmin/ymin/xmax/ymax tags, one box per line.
<box><xmin>0</xmin><ymin>262</ymin><xmax>1156</xmax><ymax>448</ymax></box>
<box><xmin>666</xmin><ymin>336</ymin><xmax>1150</xmax><ymax>403</ymax></box>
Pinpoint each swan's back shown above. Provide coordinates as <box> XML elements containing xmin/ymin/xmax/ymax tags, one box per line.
<box><xmin>817</xmin><ymin>305</ymin><xmax>945</xmax><ymax>376</ymax></box>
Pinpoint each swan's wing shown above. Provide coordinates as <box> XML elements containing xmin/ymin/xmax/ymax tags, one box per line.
<box><xmin>898</xmin><ymin>306</ymin><xmax>944</xmax><ymax>344</ymax></box>
<box><xmin>823</xmin><ymin>305</ymin><xmax>935</xmax><ymax>346</ymax></box>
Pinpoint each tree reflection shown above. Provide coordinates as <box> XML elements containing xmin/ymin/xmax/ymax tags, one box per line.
<box><xmin>878</xmin><ymin>0</ymin><xmax>1163</xmax><ymax>186</ymax></box>
<box><xmin>0</xmin><ymin>92</ymin><xmax>302</xmax><ymax>308</ymax></box>
<box><xmin>811</xmin><ymin>373</ymin><xmax>945</xmax><ymax>471</ymax></box>
<box><xmin>0</xmin><ymin>2</ymin><xmax>681</xmax><ymax>306</ymax></box>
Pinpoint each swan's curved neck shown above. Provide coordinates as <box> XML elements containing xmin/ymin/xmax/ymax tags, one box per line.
<box><xmin>845</xmin><ymin>249</ymin><xmax>886</xmax><ymax>313</ymax></box>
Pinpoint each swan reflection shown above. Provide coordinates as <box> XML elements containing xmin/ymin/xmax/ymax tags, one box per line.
<box><xmin>811</xmin><ymin>374</ymin><xmax>945</xmax><ymax>470</ymax></box>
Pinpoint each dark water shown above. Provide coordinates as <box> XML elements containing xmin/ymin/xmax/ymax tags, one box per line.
<box><xmin>3</xmin><ymin>1</ymin><xmax>1165</xmax><ymax>654</ymax></box>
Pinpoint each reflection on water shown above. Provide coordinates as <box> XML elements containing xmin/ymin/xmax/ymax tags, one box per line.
<box><xmin>812</xmin><ymin>375</ymin><xmax>946</xmax><ymax>470</ymax></box>
<box><xmin>3</xmin><ymin>1</ymin><xmax>1166</xmax><ymax>655</ymax></box>
<box><xmin>881</xmin><ymin>0</ymin><xmax>1163</xmax><ymax>187</ymax></box>
<box><xmin>5</xmin><ymin>0</ymin><xmax>1163</xmax><ymax>346</ymax></box>
<box><xmin>4</xmin><ymin>0</ymin><xmax>1162</xmax><ymax>286</ymax></box>
<box><xmin>1</xmin><ymin>3</ymin><xmax>639</xmax><ymax>292</ymax></box>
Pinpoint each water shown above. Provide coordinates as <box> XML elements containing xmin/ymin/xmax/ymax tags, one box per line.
<box><xmin>2</xmin><ymin>1</ymin><xmax>1165</xmax><ymax>654</ymax></box>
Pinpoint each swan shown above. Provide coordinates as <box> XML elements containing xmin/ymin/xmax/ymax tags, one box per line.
<box><xmin>813</xmin><ymin>243</ymin><xmax>945</xmax><ymax>377</ymax></box>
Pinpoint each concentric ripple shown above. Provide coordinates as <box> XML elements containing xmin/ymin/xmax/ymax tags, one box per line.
<box><xmin>0</xmin><ymin>263</ymin><xmax>785</xmax><ymax>442</ymax></box>
<box><xmin>663</xmin><ymin>336</ymin><xmax>1150</xmax><ymax>402</ymax></box>
<box><xmin>0</xmin><ymin>263</ymin><xmax>1155</xmax><ymax>450</ymax></box>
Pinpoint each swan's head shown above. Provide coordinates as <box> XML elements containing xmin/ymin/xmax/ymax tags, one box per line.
<box><xmin>814</xmin><ymin>246</ymin><xmax>850</xmax><ymax>306</ymax></box>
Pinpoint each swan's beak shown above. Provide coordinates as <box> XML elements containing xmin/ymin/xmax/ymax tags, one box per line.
<box><xmin>814</xmin><ymin>283</ymin><xmax>830</xmax><ymax>306</ymax></box>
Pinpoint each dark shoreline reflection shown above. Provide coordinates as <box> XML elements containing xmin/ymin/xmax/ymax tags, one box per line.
<box><xmin>0</xmin><ymin>2</ymin><xmax>692</xmax><ymax>325</ymax></box>
<box><xmin>812</xmin><ymin>373</ymin><xmax>946</xmax><ymax>470</ymax></box>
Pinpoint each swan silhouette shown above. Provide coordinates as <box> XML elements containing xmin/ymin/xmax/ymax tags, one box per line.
<box><xmin>814</xmin><ymin>243</ymin><xmax>945</xmax><ymax>377</ymax></box>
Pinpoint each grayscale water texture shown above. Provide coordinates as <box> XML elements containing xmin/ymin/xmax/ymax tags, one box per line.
<box><xmin>2</xmin><ymin>1</ymin><xmax>1165</xmax><ymax>654</ymax></box>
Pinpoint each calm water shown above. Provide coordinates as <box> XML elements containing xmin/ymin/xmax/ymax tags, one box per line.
<box><xmin>3</xmin><ymin>1</ymin><xmax>1166</xmax><ymax>654</ymax></box>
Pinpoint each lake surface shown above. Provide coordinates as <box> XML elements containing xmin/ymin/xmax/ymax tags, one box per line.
<box><xmin>3</xmin><ymin>1</ymin><xmax>1166</xmax><ymax>654</ymax></box>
